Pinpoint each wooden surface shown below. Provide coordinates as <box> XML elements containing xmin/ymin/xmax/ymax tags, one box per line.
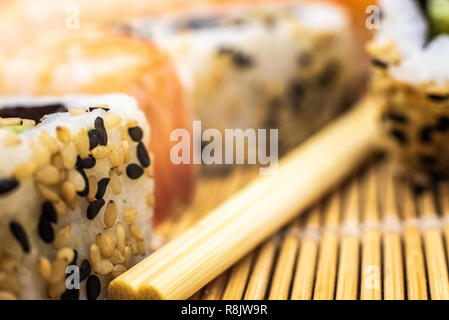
<box><xmin>156</xmin><ymin>161</ymin><xmax>449</xmax><ymax>300</ymax></box>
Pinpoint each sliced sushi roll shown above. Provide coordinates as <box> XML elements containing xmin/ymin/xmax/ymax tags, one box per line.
<box><xmin>130</xmin><ymin>1</ymin><xmax>364</xmax><ymax>154</ymax></box>
<box><xmin>0</xmin><ymin>29</ymin><xmax>194</xmax><ymax>222</ymax></box>
<box><xmin>368</xmin><ymin>0</ymin><xmax>449</xmax><ymax>183</ymax></box>
<box><xmin>0</xmin><ymin>94</ymin><xmax>154</xmax><ymax>300</ymax></box>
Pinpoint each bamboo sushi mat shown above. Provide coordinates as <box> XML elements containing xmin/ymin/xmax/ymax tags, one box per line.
<box><xmin>156</xmin><ymin>159</ymin><xmax>449</xmax><ymax>300</ymax></box>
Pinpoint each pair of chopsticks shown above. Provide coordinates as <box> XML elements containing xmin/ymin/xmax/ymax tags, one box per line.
<box><xmin>109</xmin><ymin>98</ymin><xmax>381</xmax><ymax>299</ymax></box>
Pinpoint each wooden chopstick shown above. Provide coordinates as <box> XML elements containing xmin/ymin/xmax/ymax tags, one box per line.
<box><xmin>109</xmin><ymin>100</ymin><xmax>379</xmax><ymax>299</ymax></box>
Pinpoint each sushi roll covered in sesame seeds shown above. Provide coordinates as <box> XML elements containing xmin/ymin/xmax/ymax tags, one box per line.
<box><xmin>130</xmin><ymin>1</ymin><xmax>364</xmax><ymax>155</ymax></box>
<box><xmin>0</xmin><ymin>94</ymin><xmax>154</xmax><ymax>299</ymax></box>
<box><xmin>0</xmin><ymin>29</ymin><xmax>194</xmax><ymax>222</ymax></box>
<box><xmin>368</xmin><ymin>0</ymin><xmax>449</xmax><ymax>184</ymax></box>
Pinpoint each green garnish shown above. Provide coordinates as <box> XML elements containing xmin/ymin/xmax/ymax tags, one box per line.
<box><xmin>428</xmin><ymin>0</ymin><xmax>449</xmax><ymax>36</ymax></box>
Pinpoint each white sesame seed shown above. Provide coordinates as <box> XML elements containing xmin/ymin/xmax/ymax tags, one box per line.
<box><xmin>48</xmin><ymin>259</ymin><xmax>68</xmax><ymax>284</ymax></box>
<box><xmin>90</xmin><ymin>244</ymin><xmax>101</xmax><ymax>266</ymax></box>
<box><xmin>123</xmin><ymin>207</ymin><xmax>137</xmax><ymax>225</ymax></box>
<box><xmin>103</xmin><ymin>113</ymin><xmax>121</xmax><ymax>129</ymax></box>
<box><xmin>96</xmin><ymin>233</ymin><xmax>115</xmax><ymax>258</ymax></box>
<box><xmin>121</xmin><ymin>140</ymin><xmax>130</xmax><ymax>164</ymax></box>
<box><xmin>13</xmin><ymin>161</ymin><xmax>36</xmax><ymax>180</ymax></box>
<box><xmin>37</xmin><ymin>257</ymin><xmax>52</xmax><ymax>280</ymax></box>
<box><xmin>67</xmin><ymin>170</ymin><xmax>85</xmax><ymax>192</ymax></box>
<box><xmin>127</xmin><ymin>238</ymin><xmax>138</xmax><ymax>255</ymax></box>
<box><xmin>86</xmin><ymin>176</ymin><xmax>98</xmax><ymax>203</ymax></box>
<box><xmin>124</xmin><ymin>246</ymin><xmax>133</xmax><ymax>267</ymax></box>
<box><xmin>35</xmin><ymin>164</ymin><xmax>60</xmax><ymax>185</ymax></box>
<box><xmin>146</xmin><ymin>193</ymin><xmax>155</xmax><ymax>207</ymax></box>
<box><xmin>130</xmin><ymin>224</ymin><xmax>144</xmax><ymax>241</ymax></box>
<box><xmin>74</xmin><ymin>128</ymin><xmax>89</xmax><ymax>159</ymax></box>
<box><xmin>3</xmin><ymin>132</ymin><xmax>21</xmax><ymax>147</ymax></box>
<box><xmin>32</xmin><ymin>145</ymin><xmax>51</xmax><ymax>170</ymax></box>
<box><xmin>110</xmin><ymin>169</ymin><xmax>121</xmax><ymax>195</ymax></box>
<box><xmin>56</xmin><ymin>126</ymin><xmax>70</xmax><ymax>143</ymax></box>
<box><xmin>39</xmin><ymin>131</ymin><xmax>59</xmax><ymax>155</ymax></box>
<box><xmin>104</xmin><ymin>201</ymin><xmax>118</xmax><ymax>228</ymax></box>
<box><xmin>62</xmin><ymin>142</ymin><xmax>77</xmax><ymax>169</ymax></box>
<box><xmin>53</xmin><ymin>200</ymin><xmax>67</xmax><ymax>217</ymax></box>
<box><xmin>54</xmin><ymin>225</ymin><xmax>71</xmax><ymax>250</ymax></box>
<box><xmin>94</xmin><ymin>259</ymin><xmax>113</xmax><ymax>275</ymax></box>
<box><xmin>56</xmin><ymin>248</ymin><xmax>74</xmax><ymax>264</ymax></box>
<box><xmin>110</xmin><ymin>249</ymin><xmax>125</xmax><ymax>265</ymax></box>
<box><xmin>0</xmin><ymin>256</ymin><xmax>18</xmax><ymax>273</ymax></box>
<box><xmin>116</xmin><ymin>223</ymin><xmax>126</xmax><ymax>253</ymax></box>
<box><xmin>36</xmin><ymin>183</ymin><xmax>60</xmax><ymax>202</ymax></box>
<box><xmin>92</xmin><ymin>145</ymin><xmax>111</xmax><ymax>160</ymax></box>
<box><xmin>61</xmin><ymin>181</ymin><xmax>77</xmax><ymax>205</ymax></box>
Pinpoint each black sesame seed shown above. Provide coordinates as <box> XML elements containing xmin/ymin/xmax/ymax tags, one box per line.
<box><xmin>428</xmin><ymin>94</ymin><xmax>449</xmax><ymax>102</ymax></box>
<box><xmin>88</xmin><ymin>106</ymin><xmax>110</xmax><ymax>112</ymax></box>
<box><xmin>382</xmin><ymin>111</ymin><xmax>408</xmax><ymax>124</ymax></box>
<box><xmin>437</xmin><ymin>116</ymin><xmax>449</xmax><ymax>132</ymax></box>
<box><xmin>419</xmin><ymin>126</ymin><xmax>434</xmax><ymax>143</ymax></box>
<box><xmin>288</xmin><ymin>81</ymin><xmax>305</xmax><ymax>112</ymax></box>
<box><xmin>61</xmin><ymin>289</ymin><xmax>80</xmax><ymax>300</ymax></box>
<box><xmin>0</xmin><ymin>178</ymin><xmax>19</xmax><ymax>196</ymax></box>
<box><xmin>128</xmin><ymin>126</ymin><xmax>143</xmax><ymax>142</ymax></box>
<box><xmin>420</xmin><ymin>155</ymin><xmax>437</xmax><ymax>166</ymax></box>
<box><xmin>9</xmin><ymin>222</ymin><xmax>30</xmax><ymax>253</ymax></box>
<box><xmin>38</xmin><ymin>214</ymin><xmax>54</xmax><ymax>243</ymax></box>
<box><xmin>137</xmin><ymin>142</ymin><xmax>150</xmax><ymax>168</ymax></box>
<box><xmin>232</xmin><ymin>52</ymin><xmax>253</xmax><ymax>69</ymax></box>
<box><xmin>76</xmin><ymin>168</ymin><xmax>89</xmax><ymax>197</ymax></box>
<box><xmin>389</xmin><ymin>129</ymin><xmax>408</xmax><ymax>145</ymax></box>
<box><xmin>88</xmin><ymin>129</ymin><xmax>100</xmax><ymax>150</ymax></box>
<box><xmin>371</xmin><ymin>58</ymin><xmax>388</xmax><ymax>69</ymax></box>
<box><xmin>94</xmin><ymin>117</ymin><xmax>108</xmax><ymax>146</ymax></box>
<box><xmin>42</xmin><ymin>201</ymin><xmax>57</xmax><ymax>224</ymax></box>
<box><xmin>126</xmin><ymin>164</ymin><xmax>144</xmax><ymax>179</ymax></box>
<box><xmin>95</xmin><ymin>178</ymin><xmax>110</xmax><ymax>200</ymax></box>
<box><xmin>87</xmin><ymin>199</ymin><xmax>105</xmax><ymax>220</ymax></box>
<box><xmin>86</xmin><ymin>275</ymin><xmax>101</xmax><ymax>300</ymax></box>
<box><xmin>318</xmin><ymin>61</ymin><xmax>340</xmax><ymax>88</ymax></box>
<box><xmin>77</xmin><ymin>155</ymin><xmax>96</xmax><ymax>169</ymax></box>
<box><xmin>79</xmin><ymin>259</ymin><xmax>91</xmax><ymax>282</ymax></box>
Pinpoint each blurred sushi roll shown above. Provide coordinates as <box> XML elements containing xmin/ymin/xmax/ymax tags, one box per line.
<box><xmin>0</xmin><ymin>94</ymin><xmax>154</xmax><ymax>299</ymax></box>
<box><xmin>0</xmin><ymin>30</ymin><xmax>194</xmax><ymax>221</ymax></box>
<box><xmin>130</xmin><ymin>1</ymin><xmax>364</xmax><ymax>155</ymax></box>
<box><xmin>368</xmin><ymin>0</ymin><xmax>449</xmax><ymax>183</ymax></box>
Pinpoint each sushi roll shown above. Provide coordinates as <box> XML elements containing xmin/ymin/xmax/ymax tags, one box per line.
<box><xmin>130</xmin><ymin>1</ymin><xmax>364</xmax><ymax>154</ymax></box>
<box><xmin>0</xmin><ymin>94</ymin><xmax>154</xmax><ymax>299</ymax></box>
<box><xmin>0</xmin><ymin>30</ymin><xmax>194</xmax><ymax>222</ymax></box>
<box><xmin>368</xmin><ymin>0</ymin><xmax>449</xmax><ymax>183</ymax></box>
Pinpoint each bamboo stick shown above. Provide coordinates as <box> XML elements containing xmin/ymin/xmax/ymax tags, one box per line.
<box><xmin>244</xmin><ymin>237</ymin><xmax>278</xmax><ymax>300</ymax></box>
<box><xmin>419</xmin><ymin>192</ymin><xmax>449</xmax><ymax>300</ymax></box>
<box><xmin>360</xmin><ymin>166</ymin><xmax>382</xmax><ymax>300</ymax></box>
<box><xmin>401</xmin><ymin>183</ymin><xmax>428</xmax><ymax>300</ymax></box>
<box><xmin>222</xmin><ymin>253</ymin><xmax>254</xmax><ymax>300</ymax></box>
<box><xmin>290</xmin><ymin>208</ymin><xmax>320</xmax><ymax>300</ymax></box>
<box><xmin>336</xmin><ymin>180</ymin><xmax>360</xmax><ymax>300</ymax></box>
<box><xmin>438</xmin><ymin>183</ymin><xmax>449</xmax><ymax>264</ymax></box>
<box><xmin>109</xmin><ymin>100</ymin><xmax>379</xmax><ymax>299</ymax></box>
<box><xmin>382</xmin><ymin>166</ymin><xmax>405</xmax><ymax>300</ymax></box>
<box><xmin>313</xmin><ymin>193</ymin><xmax>341</xmax><ymax>300</ymax></box>
<box><xmin>268</xmin><ymin>220</ymin><xmax>301</xmax><ymax>300</ymax></box>
<box><xmin>202</xmin><ymin>272</ymin><xmax>229</xmax><ymax>300</ymax></box>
